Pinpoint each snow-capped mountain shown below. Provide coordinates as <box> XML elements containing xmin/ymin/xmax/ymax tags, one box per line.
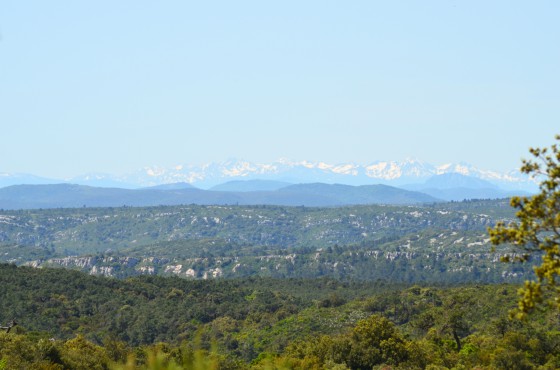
<box><xmin>104</xmin><ymin>158</ymin><xmax>537</xmax><ymax>191</ymax></box>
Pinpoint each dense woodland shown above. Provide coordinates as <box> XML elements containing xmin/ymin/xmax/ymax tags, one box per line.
<box><xmin>1</xmin><ymin>264</ymin><xmax>560</xmax><ymax>369</ymax></box>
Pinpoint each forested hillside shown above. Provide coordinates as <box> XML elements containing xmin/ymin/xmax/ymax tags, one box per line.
<box><xmin>0</xmin><ymin>200</ymin><xmax>530</xmax><ymax>283</ymax></box>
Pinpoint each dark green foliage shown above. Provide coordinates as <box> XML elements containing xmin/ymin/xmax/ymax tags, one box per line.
<box><xmin>490</xmin><ymin>135</ymin><xmax>560</xmax><ymax>317</ymax></box>
<box><xmin>0</xmin><ymin>264</ymin><xmax>382</xmax><ymax>347</ymax></box>
<box><xmin>1</xmin><ymin>264</ymin><xmax>559</xmax><ymax>368</ymax></box>
<box><xmin>348</xmin><ymin>315</ymin><xmax>409</xmax><ymax>368</ymax></box>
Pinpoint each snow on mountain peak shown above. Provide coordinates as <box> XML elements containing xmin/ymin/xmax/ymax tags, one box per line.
<box><xmin>40</xmin><ymin>158</ymin><xmax>536</xmax><ymax>191</ymax></box>
<box><xmin>145</xmin><ymin>167</ymin><xmax>167</xmax><ymax>177</ymax></box>
<box><xmin>365</xmin><ymin>161</ymin><xmax>402</xmax><ymax>180</ymax></box>
<box><xmin>332</xmin><ymin>163</ymin><xmax>359</xmax><ymax>175</ymax></box>
<box><xmin>317</xmin><ymin>162</ymin><xmax>332</xmax><ymax>170</ymax></box>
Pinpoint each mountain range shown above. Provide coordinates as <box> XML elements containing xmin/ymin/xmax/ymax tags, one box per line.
<box><xmin>0</xmin><ymin>158</ymin><xmax>537</xmax><ymax>191</ymax></box>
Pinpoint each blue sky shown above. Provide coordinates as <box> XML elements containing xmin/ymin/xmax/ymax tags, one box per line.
<box><xmin>1</xmin><ymin>1</ymin><xmax>558</xmax><ymax>178</ymax></box>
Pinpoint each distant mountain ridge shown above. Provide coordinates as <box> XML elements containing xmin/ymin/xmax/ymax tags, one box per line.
<box><xmin>210</xmin><ymin>180</ymin><xmax>292</xmax><ymax>192</ymax></box>
<box><xmin>0</xmin><ymin>182</ymin><xmax>440</xmax><ymax>210</ymax></box>
<box><xmin>143</xmin><ymin>182</ymin><xmax>196</xmax><ymax>190</ymax></box>
<box><xmin>422</xmin><ymin>173</ymin><xmax>499</xmax><ymax>190</ymax></box>
<box><xmin>1</xmin><ymin>158</ymin><xmax>537</xmax><ymax>191</ymax></box>
<box><xmin>402</xmin><ymin>173</ymin><xmax>531</xmax><ymax>201</ymax></box>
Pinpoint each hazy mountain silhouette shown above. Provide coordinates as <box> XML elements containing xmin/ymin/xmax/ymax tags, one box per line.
<box><xmin>0</xmin><ymin>183</ymin><xmax>441</xmax><ymax>210</ymax></box>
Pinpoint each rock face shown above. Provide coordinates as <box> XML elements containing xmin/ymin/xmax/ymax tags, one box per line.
<box><xmin>25</xmin><ymin>233</ymin><xmax>528</xmax><ymax>282</ymax></box>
